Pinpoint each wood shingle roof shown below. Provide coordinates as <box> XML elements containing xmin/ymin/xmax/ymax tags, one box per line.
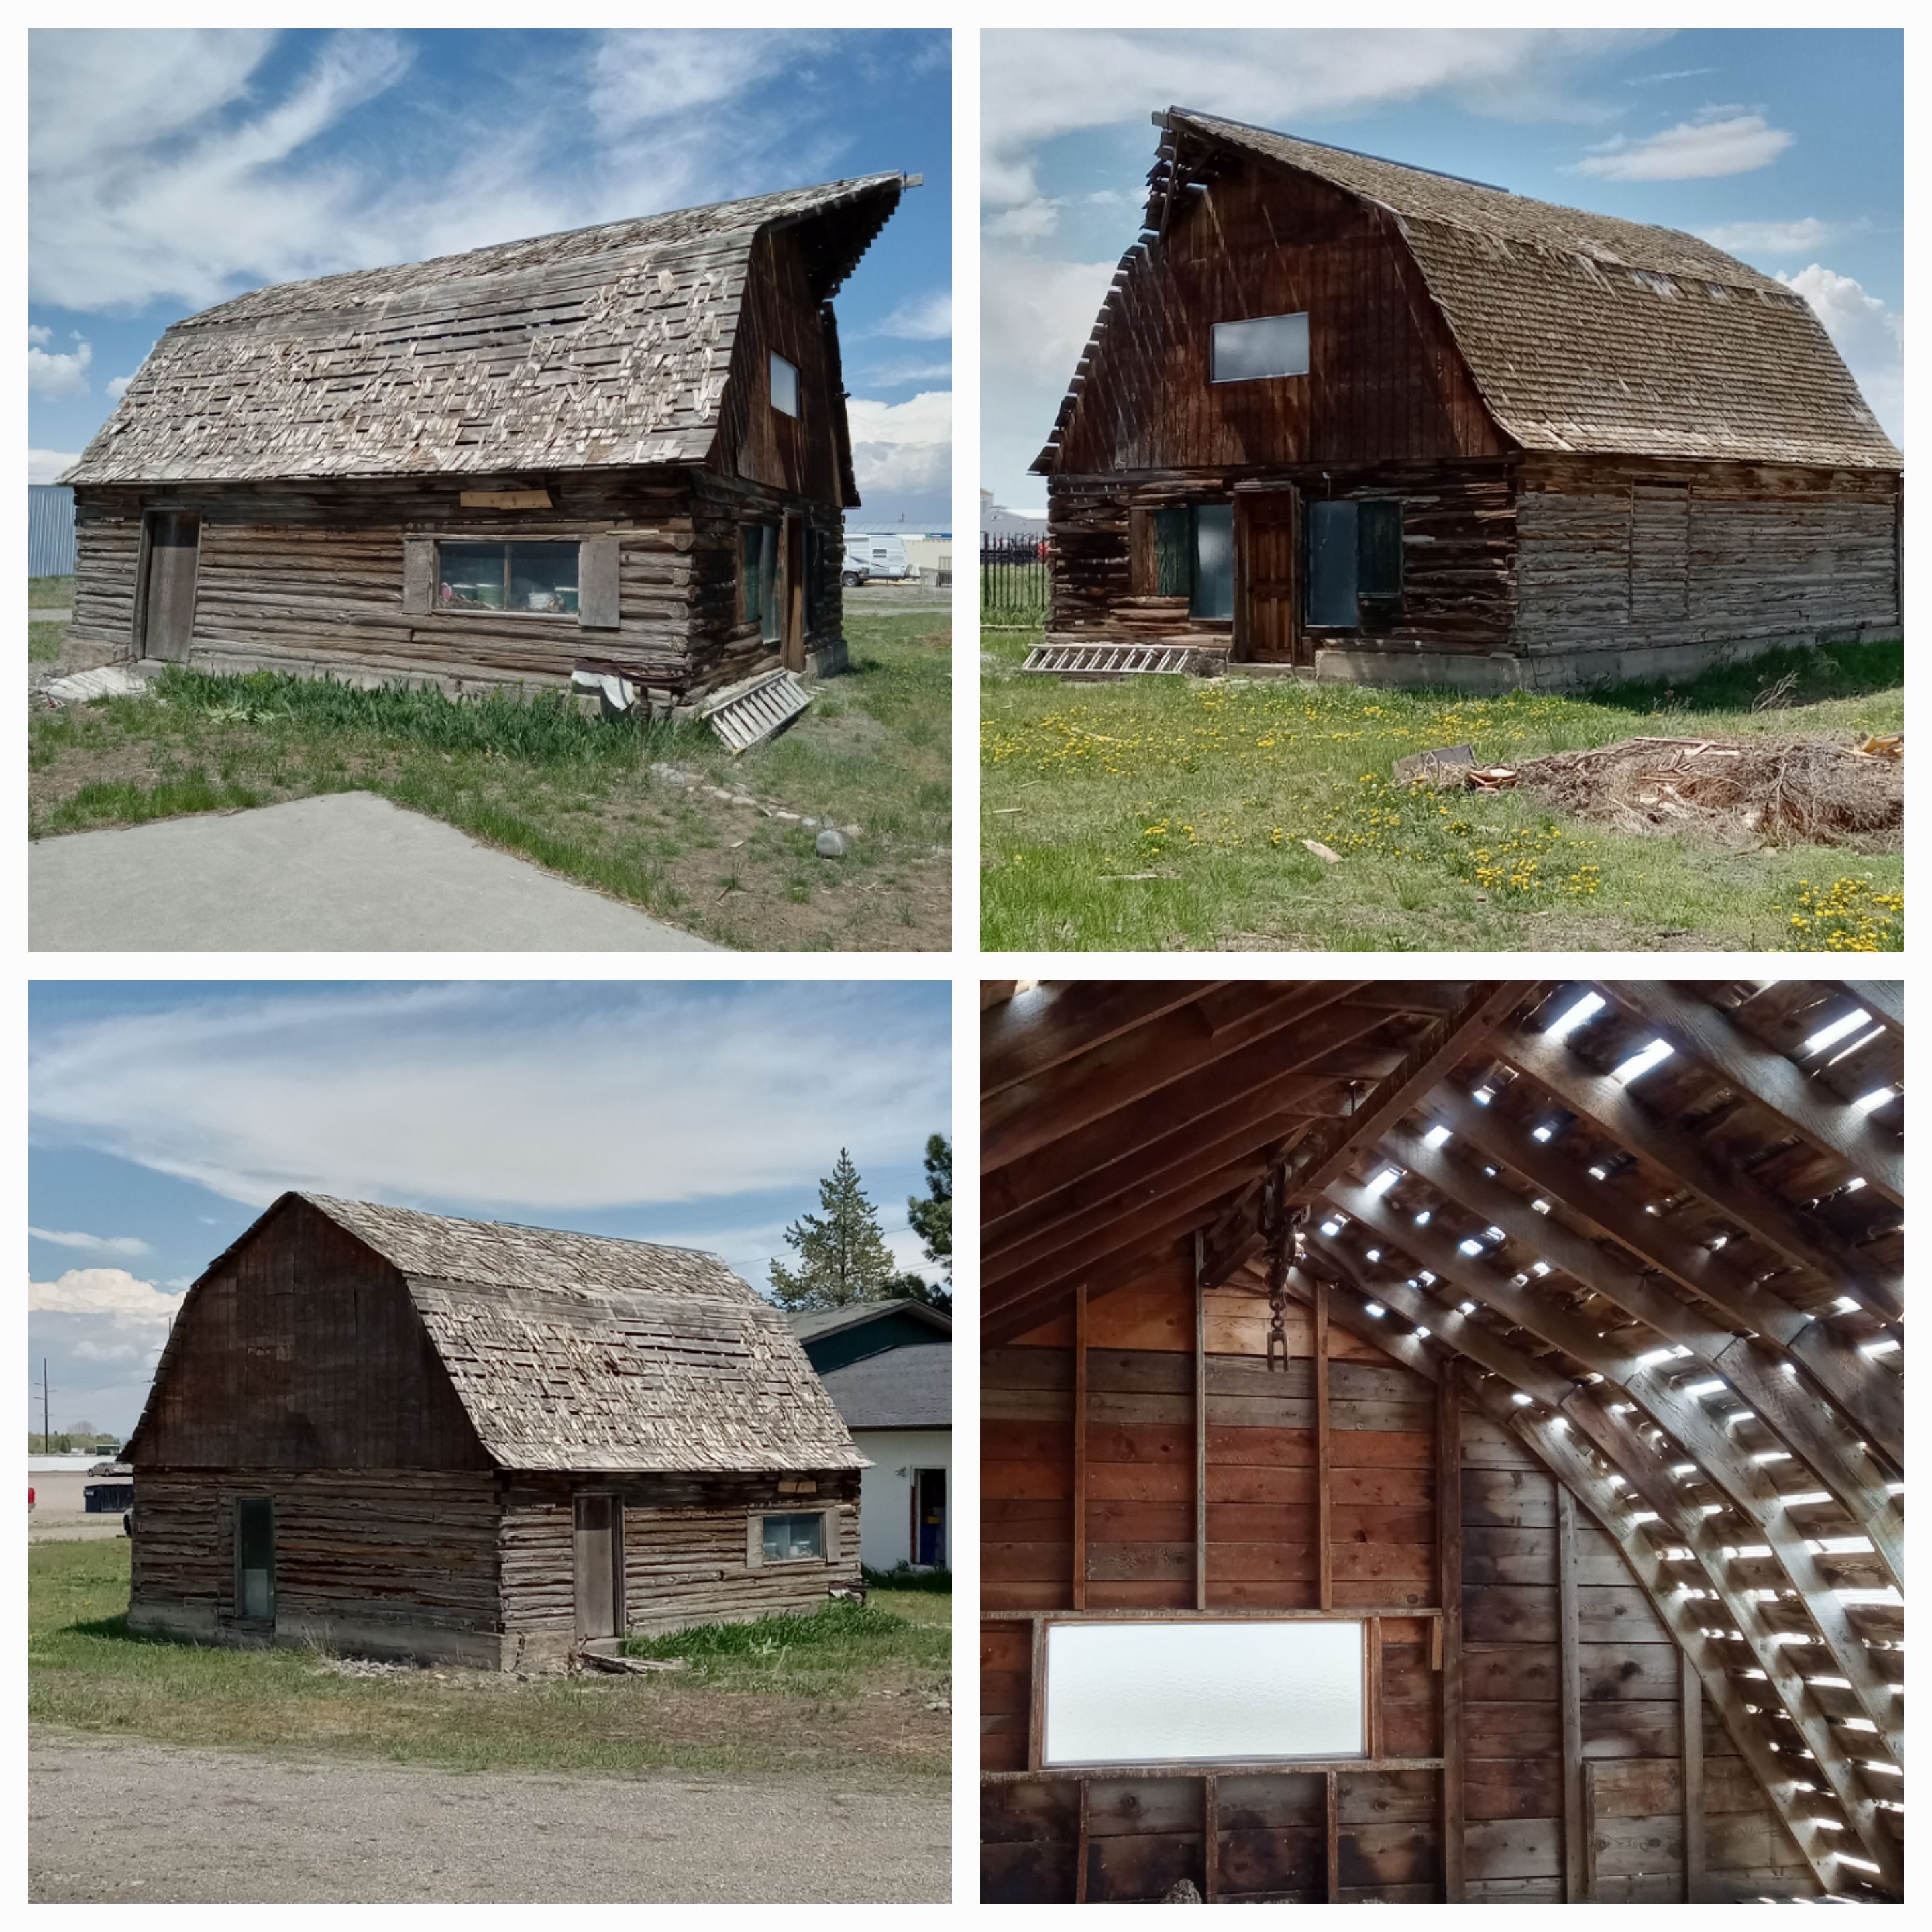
<box><xmin>63</xmin><ymin>174</ymin><xmax>909</xmax><ymax>486</ymax></box>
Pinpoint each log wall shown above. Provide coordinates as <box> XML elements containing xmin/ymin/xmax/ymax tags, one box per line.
<box><xmin>68</xmin><ymin>467</ymin><xmax>845</xmax><ymax>698</ymax></box>
<box><xmin>498</xmin><ymin>1469</ymin><xmax>863</xmax><ymax>1671</ymax></box>
<box><xmin>981</xmin><ymin>1263</ymin><xmax>1820</xmax><ymax>1903</ymax></box>
<box><xmin>128</xmin><ymin>1467</ymin><xmax>504</xmax><ymax>1666</ymax></box>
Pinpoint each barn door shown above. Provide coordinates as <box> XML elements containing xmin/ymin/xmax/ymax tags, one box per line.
<box><xmin>573</xmin><ymin>1494</ymin><xmax>623</xmax><ymax>1640</ymax></box>
<box><xmin>138</xmin><ymin>511</ymin><xmax>201</xmax><ymax>661</ymax></box>
<box><xmin>781</xmin><ymin>513</ymin><xmax>807</xmax><ymax>672</ymax></box>
<box><xmin>1236</xmin><ymin>488</ymin><xmax>1301</xmax><ymax>665</ymax></box>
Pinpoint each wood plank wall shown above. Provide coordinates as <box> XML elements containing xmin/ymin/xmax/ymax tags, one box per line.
<box><xmin>70</xmin><ymin>469</ymin><xmax>844</xmax><ymax>698</ymax></box>
<box><xmin>982</xmin><ymin>1264</ymin><xmax>1825</xmax><ymax>1904</ymax></box>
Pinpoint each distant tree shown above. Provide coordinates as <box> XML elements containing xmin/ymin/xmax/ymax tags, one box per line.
<box><xmin>906</xmin><ymin>1134</ymin><xmax>951</xmax><ymax>1284</ymax></box>
<box><xmin>769</xmin><ymin>1150</ymin><xmax>901</xmax><ymax>1310</ymax></box>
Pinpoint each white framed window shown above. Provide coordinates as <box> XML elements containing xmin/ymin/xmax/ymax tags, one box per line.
<box><xmin>751</xmin><ymin>1509</ymin><xmax>828</xmax><ymax>1566</ymax></box>
<box><xmin>1042</xmin><ymin>1619</ymin><xmax>1365</xmax><ymax>1767</ymax></box>
<box><xmin>771</xmin><ymin>352</ymin><xmax>800</xmax><ymax>417</ymax></box>
<box><xmin>1211</xmin><ymin>312</ymin><xmax>1310</xmax><ymax>384</ymax></box>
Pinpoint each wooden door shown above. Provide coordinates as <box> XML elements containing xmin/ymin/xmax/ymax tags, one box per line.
<box><xmin>914</xmin><ymin>1468</ymin><xmax>947</xmax><ymax>1567</ymax></box>
<box><xmin>573</xmin><ymin>1494</ymin><xmax>622</xmax><ymax>1640</ymax></box>
<box><xmin>781</xmin><ymin>513</ymin><xmax>807</xmax><ymax>671</ymax></box>
<box><xmin>139</xmin><ymin>511</ymin><xmax>201</xmax><ymax>661</ymax></box>
<box><xmin>1236</xmin><ymin>488</ymin><xmax>1301</xmax><ymax>665</ymax></box>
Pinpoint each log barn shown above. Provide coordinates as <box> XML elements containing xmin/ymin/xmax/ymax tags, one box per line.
<box><xmin>980</xmin><ymin>977</ymin><xmax>1903</xmax><ymax>1902</ymax></box>
<box><xmin>1032</xmin><ymin>112</ymin><xmax>1901</xmax><ymax>690</ymax></box>
<box><xmin>125</xmin><ymin>1193</ymin><xmax>865</xmax><ymax>1670</ymax></box>
<box><xmin>60</xmin><ymin>172</ymin><xmax>916</xmax><ymax>705</ymax></box>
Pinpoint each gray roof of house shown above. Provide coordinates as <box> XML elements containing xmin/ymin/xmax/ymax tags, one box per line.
<box><xmin>63</xmin><ymin>174</ymin><xmax>909</xmax><ymax>486</ymax></box>
<box><xmin>815</xmin><ymin>1340</ymin><xmax>951</xmax><ymax>1431</ymax></box>
<box><xmin>785</xmin><ymin>1300</ymin><xmax>951</xmax><ymax>1343</ymax></box>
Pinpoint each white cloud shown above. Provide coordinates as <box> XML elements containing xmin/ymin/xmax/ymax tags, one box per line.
<box><xmin>847</xmin><ymin>390</ymin><xmax>952</xmax><ymax>498</ymax></box>
<box><xmin>30</xmin><ymin>1228</ymin><xmax>153</xmax><ymax>1257</ymax></box>
<box><xmin>1776</xmin><ymin>264</ymin><xmax>1903</xmax><ymax>440</ymax></box>
<box><xmin>876</xmin><ymin>290</ymin><xmax>951</xmax><ymax>339</ymax></box>
<box><xmin>28</xmin><ymin>332</ymin><xmax>91</xmax><ymax>396</ymax></box>
<box><xmin>985</xmin><ymin>199</ymin><xmax>1061</xmax><ymax>241</ymax></box>
<box><xmin>1699</xmin><ymin>217</ymin><xmax>1843</xmax><ymax>257</ymax></box>
<box><xmin>29</xmin><ymin>982</ymin><xmax>951</xmax><ymax>1214</ymax></box>
<box><xmin>1576</xmin><ymin>111</ymin><xmax>1792</xmax><ymax>182</ymax></box>
<box><xmin>105</xmin><ymin>374</ymin><xmax>134</xmax><ymax>400</ymax></box>
<box><xmin>28</xmin><ymin>323</ymin><xmax>51</xmax><ymax>346</ymax></box>
<box><xmin>30</xmin><ymin>1267</ymin><xmax>180</xmax><ymax>1319</ymax></box>
<box><xmin>980</xmin><ymin>28</ymin><xmax>1654</xmax><ymax>207</ymax></box>
<box><xmin>29</xmin><ymin>449</ymin><xmax>82</xmax><ymax>485</ymax></box>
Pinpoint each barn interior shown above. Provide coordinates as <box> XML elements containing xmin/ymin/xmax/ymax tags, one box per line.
<box><xmin>980</xmin><ymin>979</ymin><xmax>1903</xmax><ymax>1903</ymax></box>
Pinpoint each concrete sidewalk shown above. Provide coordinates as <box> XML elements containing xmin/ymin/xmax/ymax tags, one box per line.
<box><xmin>30</xmin><ymin>792</ymin><xmax>718</xmax><ymax>952</ymax></box>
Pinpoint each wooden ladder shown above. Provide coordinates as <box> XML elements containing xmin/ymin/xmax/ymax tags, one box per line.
<box><xmin>1020</xmin><ymin>642</ymin><xmax>1201</xmax><ymax>678</ymax></box>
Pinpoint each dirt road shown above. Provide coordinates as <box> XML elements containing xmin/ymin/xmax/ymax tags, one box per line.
<box><xmin>30</xmin><ymin>1731</ymin><xmax>949</xmax><ymax>1902</ymax></box>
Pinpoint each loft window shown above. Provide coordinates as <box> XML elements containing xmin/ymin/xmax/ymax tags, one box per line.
<box><xmin>761</xmin><ymin>1512</ymin><xmax>825</xmax><ymax>1562</ymax></box>
<box><xmin>1042</xmin><ymin>1619</ymin><xmax>1365</xmax><ymax>1768</ymax></box>
<box><xmin>235</xmin><ymin>1497</ymin><xmax>276</xmax><ymax>1623</ymax></box>
<box><xmin>1212</xmin><ymin>311</ymin><xmax>1310</xmax><ymax>384</ymax></box>
<box><xmin>741</xmin><ymin>523</ymin><xmax>781</xmax><ymax>643</ymax></box>
<box><xmin>771</xmin><ymin>353</ymin><xmax>800</xmax><ymax>417</ymax></box>
<box><xmin>1306</xmin><ymin>500</ymin><xmax>1403</xmax><ymax>628</ymax></box>
<box><xmin>437</xmin><ymin>540</ymin><xmax>578</xmax><ymax>616</ymax></box>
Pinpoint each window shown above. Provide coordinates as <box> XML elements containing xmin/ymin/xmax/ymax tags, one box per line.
<box><xmin>1307</xmin><ymin>500</ymin><xmax>1403</xmax><ymax>628</ymax></box>
<box><xmin>235</xmin><ymin>1497</ymin><xmax>275</xmax><ymax>1622</ymax></box>
<box><xmin>761</xmin><ymin>1512</ymin><xmax>825</xmax><ymax>1562</ymax></box>
<box><xmin>1042</xmin><ymin>1620</ymin><xmax>1364</xmax><ymax>1768</ymax></box>
<box><xmin>437</xmin><ymin>541</ymin><xmax>578</xmax><ymax>616</ymax></box>
<box><xmin>1134</xmin><ymin>504</ymin><xmax>1233</xmax><ymax>617</ymax></box>
<box><xmin>1191</xmin><ymin>504</ymin><xmax>1234</xmax><ymax>621</ymax></box>
<box><xmin>741</xmin><ymin>523</ymin><xmax>781</xmax><ymax>642</ymax></box>
<box><xmin>771</xmin><ymin>352</ymin><xmax>800</xmax><ymax>418</ymax></box>
<box><xmin>1212</xmin><ymin>312</ymin><xmax>1310</xmax><ymax>384</ymax></box>
<box><xmin>804</xmin><ymin>527</ymin><xmax>826</xmax><ymax>631</ymax></box>
<box><xmin>1152</xmin><ymin>507</ymin><xmax>1191</xmax><ymax>598</ymax></box>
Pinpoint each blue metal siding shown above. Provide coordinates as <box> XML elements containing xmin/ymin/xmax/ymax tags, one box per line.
<box><xmin>29</xmin><ymin>485</ymin><xmax>76</xmax><ymax>578</ymax></box>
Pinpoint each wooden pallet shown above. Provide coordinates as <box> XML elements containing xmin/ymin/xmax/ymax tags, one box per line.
<box><xmin>700</xmin><ymin>667</ymin><xmax>812</xmax><ymax>754</ymax></box>
<box><xmin>1020</xmin><ymin>642</ymin><xmax>1207</xmax><ymax>678</ymax></box>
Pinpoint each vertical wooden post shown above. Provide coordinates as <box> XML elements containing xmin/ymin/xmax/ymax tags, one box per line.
<box><xmin>1436</xmin><ymin>1358</ymin><xmax>1464</xmax><ymax>1902</ymax></box>
<box><xmin>1315</xmin><ymin>1277</ymin><xmax>1332</xmax><ymax>1613</ymax></box>
<box><xmin>1581</xmin><ymin>1759</ymin><xmax>1599</xmax><ymax>1904</ymax></box>
<box><xmin>1558</xmin><ymin>1485</ymin><xmax>1586</xmax><ymax>1901</ymax></box>
<box><xmin>1680</xmin><ymin>1648</ymin><xmax>1705</xmax><ymax>1903</ymax></box>
<box><xmin>1325</xmin><ymin>1768</ymin><xmax>1340</xmax><ymax>1902</ymax></box>
<box><xmin>1073</xmin><ymin>1281</ymin><xmax>1088</xmax><ymax>1613</ymax></box>
<box><xmin>1367</xmin><ymin>1614</ymin><xmax>1384</xmax><ymax>1761</ymax></box>
<box><xmin>1027</xmin><ymin>1615</ymin><xmax>1046</xmax><ymax>1772</ymax></box>
<box><xmin>1194</xmin><ymin>1233</ymin><xmax>1208</xmax><ymax>1612</ymax></box>
<box><xmin>1075</xmin><ymin>1776</ymin><xmax>1091</xmax><ymax>1903</ymax></box>
<box><xmin>1203</xmin><ymin>1774</ymin><xmax>1219</xmax><ymax>1904</ymax></box>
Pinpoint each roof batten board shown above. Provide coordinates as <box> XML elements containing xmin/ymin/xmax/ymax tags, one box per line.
<box><xmin>981</xmin><ymin>980</ymin><xmax>1228</xmax><ymax>1099</ymax></box>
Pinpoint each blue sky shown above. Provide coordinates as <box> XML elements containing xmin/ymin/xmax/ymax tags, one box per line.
<box><xmin>28</xmin><ymin>980</ymin><xmax>951</xmax><ymax>1440</ymax></box>
<box><xmin>28</xmin><ymin>29</ymin><xmax>951</xmax><ymax>525</ymax></box>
<box><xmin>982</xmin><ymin>28</ymin><xmax>1902</xmax><ymax>514</ymax></box>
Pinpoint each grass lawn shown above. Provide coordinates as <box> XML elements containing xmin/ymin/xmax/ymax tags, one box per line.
<box><xmin>30</xmin><ymin>574</ymin><xmax>74</xmax><ymax>608</ymax></box>
<box><xmin>30</xmin><ymin>1538</ymin><xmax>949</xmax><ymax>1784</ymax></box>
<box><xmin>28</xmin><ymin>610</ymin><xmax>950</xmax><ymax>951</ymax></box>
<box><xmin>982</xmin><ymin>630</ymin><xmax>1903</xmax><ymax>953</ymax></box>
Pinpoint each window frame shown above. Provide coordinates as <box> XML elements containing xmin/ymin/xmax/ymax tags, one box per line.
<box><xmin>741</xmin><ymin>522</ymin><xmax>782</xmax><ymax>641</ymax></box>
<box><xmin>233</xmin><ymin>1495</ymin><xmax>276</xmax><ymax>1626</ymax></box>
<box><xmin>1305</xmin><ymin>498</ymin><xmax>1405</xmax><ymax>631</ymax></box>
<box><xmin>770</xmin><ymin>352</ymin><xmax>800</xmax><ymax>419</ymax></box>
<box><xmin>749</xmin><ymin>1506</ymin><xmax>833</xmax><ymax>1568</ymax></box>
<box><xmin>433</xmin><ymin>537</ymin><xmax>580</xmax><ymax>621</ymax></box>
<box><xmin>1210</xmin><ymin>311</ymin><xmax>1311</xmax><ymax>386</ymax></box>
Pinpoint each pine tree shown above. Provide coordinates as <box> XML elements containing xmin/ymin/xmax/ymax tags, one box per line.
<box><xmin>769</xmin><ymin>1148</ymin><xmax>901</xmax><ymax>1309</ymax></box>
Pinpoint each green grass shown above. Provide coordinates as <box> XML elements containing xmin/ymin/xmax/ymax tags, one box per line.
<box><xmin>30</xmin><ymin>619</ymin><xmax>68</xmax><ymax>663</ymax></box>
<box><xmin>621</xmin><ymin>1596</ymin><xmax>950</xmax><ymax>1699</ymax></box>
<box><xmin>30</xmin><ymin>1539</ymin><xmax>947</xmax><ymax>1782</ymax></box>
<box><xmin>982</xmin><ymin>632</ymin><xmax>1903</xmax><ymax>953</ymax></box>
<box><xmin>30</xmin><ymin>574</ymin><xmax>74</xmax><ymax>608</ymax></box>
<box><xmin>28</xmin><ymin>611</ymin><xmax>950</xmax><ymax>949</ymax></box>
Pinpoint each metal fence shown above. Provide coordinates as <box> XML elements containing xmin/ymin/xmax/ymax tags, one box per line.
<box><xmin>29</xmin><ymin>484</ymin><xmax>76</xmax><ymax>578</ymax></box>
<box><xmin>980</xmin><ymin>537</ymin><xmax>1050</xmax><ymax>624</ymax></box>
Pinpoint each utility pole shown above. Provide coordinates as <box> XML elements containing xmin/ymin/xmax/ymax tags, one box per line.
<box><xmin>42</xmin><ymin>1358</ymin><xmax>51</xmax><ymax>1454</ymax></box>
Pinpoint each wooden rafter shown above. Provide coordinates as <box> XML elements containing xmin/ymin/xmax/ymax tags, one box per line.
<box><xmin>982</xmin><ymin>981</ymin><xmax>1226</xmax><ymax>1099</ymax></box>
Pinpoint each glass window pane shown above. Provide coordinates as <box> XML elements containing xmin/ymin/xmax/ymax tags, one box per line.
<box><xmin>1191</xmin><ymin>504</ymin><xmax>1233</xmax><ymax>620</ymax></box>
<box><xmin>763</xmin><ymin>1512</ymin><xmax>823</xmax><ymax>1561</ymax></box>
<box><xmin>771</xmin><ymin>354</ymin><xmax>800</xmax><ymax>417</ymax></box>
<box><xmin>1358</xmin><ymin>501</ymin><xmax>1403</xmax><ymax>598</ymax></box>
<box><xmin>1212</xmin><ymin>313</ymin><xmax>1310</xmax><ymax>384</ymax></box>
<box><xmin>237</xmin><ymin>1498</ymin><xmax>274</xmax><ymax>1620</ymax></box>
<box><xmin>439</xmin><ymin>541</ymin><xmax>506</xmax><ymax>610</ymax></box>
<box><xmin>1153</xmin><ymin>507</ymin><xmax>1191</xmax><ymax>598</ymax></box>
<box><xmin>742</xmin><ymin>527</ymin><xmax>764</xmax><ymax>623</ymax></box>
<box><xmin>1307</xmin><ymin>500</ymin><xmax>1360</xmax><ymax>626</ymax></box>
<box><xmin>760</xmin><ymin>525</ymin><xmax>781</xmax><ymax>644</ymax></box>
<box><xmin>508</xmin><ymin>542</ymin><xmax>578</xmax><ymax>615</ymax></box>
<box><xmin>1044</xmin><ymin>1620</ymin><xmax>1364</xmax><ymax>1767</ymax></box>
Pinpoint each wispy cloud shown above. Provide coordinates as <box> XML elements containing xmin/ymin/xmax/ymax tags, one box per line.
<box><xmin>1575</xmin><ymin>109</ymin><xmax>1792</xmax><ymax>181</ymax></box>
<box><xmin>30</xmin><ymin>1227</ymin><xmax>153</xmax><ymax>1257</ymax></box>
<box><xmin>28</xmin><ymin>329</ymin><xmax>91</xmax><ymax>396</ymax></box>
<box><xmin>29</xmin><ymin>449</ymin><xmax>82</xmax><ymax>485</ymax></box>
<box><xmin>1778</xmin><ymin>264</ymin><xmax>1902</xmax><ymax>439</ymax></box>
<box><xmin>1699</xmin><ymin>217</ymin><xmax>1849</xmax><ymax>257</ymax></box>
<box><xmin>875</xmin><ymin>290</ymin><xmax>951</xmax><ymax>339</ymax></box>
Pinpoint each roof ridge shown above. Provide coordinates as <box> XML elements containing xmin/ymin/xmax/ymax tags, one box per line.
<box><xmin>298</xmin><ymin>1191</ymin><xmax>725</xmax><ymax>1265</ymax></box>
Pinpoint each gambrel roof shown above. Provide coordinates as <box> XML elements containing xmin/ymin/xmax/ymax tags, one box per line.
<box><xmin>983</xmin><ymin>977</ymin><xmax>1903</xmax><ymax>1900</ymax></box>
<box><xmin>63</xmin><ymin>174</ymin><xmax>910</xmax><ymax>486</ymax></box>
<box><xmin>1037</xmin><ymin>111</ymin><xmax>1899</xmax><ymax>474</ymax></box>
<box><xmin>134</xmin><ymin>1193</ymin><xmax>863</xmax><ymax>1475</ymax></box>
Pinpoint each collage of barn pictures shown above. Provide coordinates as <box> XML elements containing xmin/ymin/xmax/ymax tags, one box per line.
<box><xmin>19</xmin><ymin>21</ymin><xmax>1904</xmax><ymax>1917</ymax></box>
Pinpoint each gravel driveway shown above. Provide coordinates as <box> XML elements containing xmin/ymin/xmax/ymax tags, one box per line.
<box><xmin>31</xmin><ymin>1731</ymin><xmax>949</xmax><ymax>1902</ymax></box>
